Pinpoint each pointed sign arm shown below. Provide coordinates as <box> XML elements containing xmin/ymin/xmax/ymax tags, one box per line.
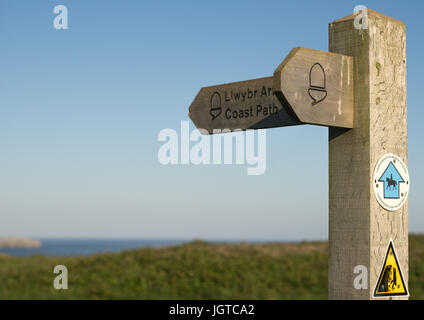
<box><xmin>273</xmin><ymin>47</ymin><xmax>354</xmax><ymax>128</ymax></box>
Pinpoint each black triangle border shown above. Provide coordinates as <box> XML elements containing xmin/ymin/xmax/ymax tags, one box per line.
<box><xmin>372</xmin><ymin>239</ymin><xmax>409</xmax><ymax>298</ymax></box>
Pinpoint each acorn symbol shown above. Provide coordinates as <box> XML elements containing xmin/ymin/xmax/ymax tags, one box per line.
<box><xmin>308</xmin><ymin>63</ymin><xmax>327</xmax><ymax>106</ymax></box>
<box><xmin>210</xmin><ymin>91</ymin><xmax>222</xmax><ymax>120</ymax></box>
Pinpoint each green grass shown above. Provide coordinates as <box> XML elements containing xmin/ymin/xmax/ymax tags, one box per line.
<box><xmin>0</xmin><ymin>235</ymin><xmax>423</xmax><ymax>299</ymax></box>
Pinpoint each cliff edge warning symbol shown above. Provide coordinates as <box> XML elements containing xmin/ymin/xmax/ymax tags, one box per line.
<box><xmin>373</xmin><ymin>240</ymin><xmax>408</xmax><ymax>298</ymax></box>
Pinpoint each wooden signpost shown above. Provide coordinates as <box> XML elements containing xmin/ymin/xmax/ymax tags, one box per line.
<box><xmin>188</xmin><ymin>8</ymin><xmax>408</xmax><ymax>300</ymax></box>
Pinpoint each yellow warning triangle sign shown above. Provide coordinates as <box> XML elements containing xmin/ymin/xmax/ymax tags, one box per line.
<box><xmin>373</xmin><ymin>240</ymin><xmax>409</xmax><ymax>298</ymax></box>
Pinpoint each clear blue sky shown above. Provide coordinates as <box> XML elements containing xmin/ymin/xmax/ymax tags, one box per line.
<box><xmin>0</xmin><ymin>1</ymin><xmax>423</xmax><ymax>240</ymax></box>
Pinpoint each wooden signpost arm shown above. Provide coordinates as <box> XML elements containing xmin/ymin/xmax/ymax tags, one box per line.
<box><xmin>328</xmin><ymin>9</ymin><xmax>407</xmax><ymax>299</ymax></box>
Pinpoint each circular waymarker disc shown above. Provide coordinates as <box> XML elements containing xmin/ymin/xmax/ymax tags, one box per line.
<box><xmin>373</xmin><ymin>153</ymin><xmax>410</xmax><ymax>211</ymax></box>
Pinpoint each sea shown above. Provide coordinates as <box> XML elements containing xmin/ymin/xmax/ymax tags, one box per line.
<box><xmin>0</xmin><ymin>238</ymin><xmax>189</xmax><ymax>257</ymax></box>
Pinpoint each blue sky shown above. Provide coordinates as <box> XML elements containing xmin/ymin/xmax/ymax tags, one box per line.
<box><xmin>0</xmin><ymin>1</ymin><xmax>423</xmax><ymax>240</ymax></box>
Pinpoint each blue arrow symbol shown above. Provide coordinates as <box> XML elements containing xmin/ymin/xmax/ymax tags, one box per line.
<box><xmin>378</xmin><ymin>161</ymin><xmax>405</xmax><ymax>199</ymax></box>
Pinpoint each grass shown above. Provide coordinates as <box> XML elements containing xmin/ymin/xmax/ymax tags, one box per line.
<box><xmin>0</xmin><ymin>235</ymin><xmax>423</xmax><ymax>299</ymax></box>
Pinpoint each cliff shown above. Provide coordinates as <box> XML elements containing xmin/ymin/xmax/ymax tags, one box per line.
<box><xmin>0</xmin><ymin>238</ymin><xmax>41</xmax><ymax>249</ymax></box>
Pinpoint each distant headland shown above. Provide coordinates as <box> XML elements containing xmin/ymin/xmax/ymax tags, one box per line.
<box><xmin>0</xmin><ymin>238</ymin><xmax>41</xmax><ymax>249</ymax></box>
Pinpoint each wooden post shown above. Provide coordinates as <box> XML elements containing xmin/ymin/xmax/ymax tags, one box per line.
<box><xmin>328</xmin><ymin>9</ymin><xmax>407</xmax><ymax>299</ymax></box>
